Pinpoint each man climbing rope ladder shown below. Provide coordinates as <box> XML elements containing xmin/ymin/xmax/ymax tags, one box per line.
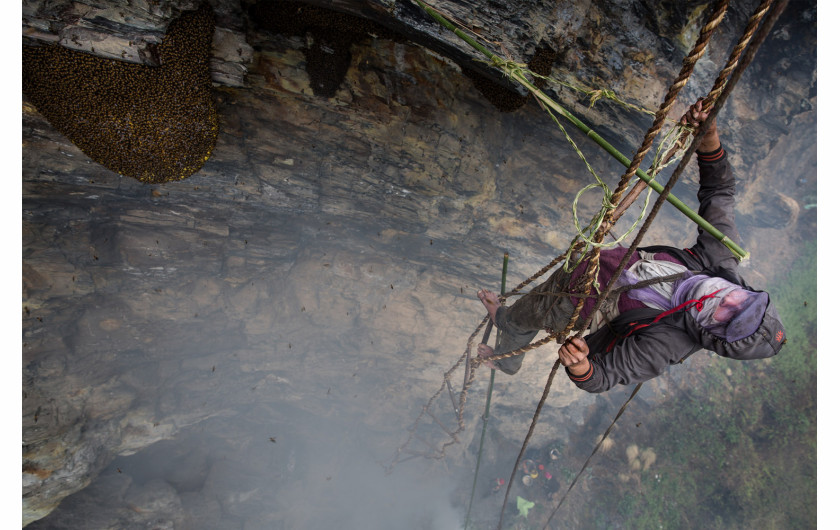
<box><xmin>476</xmin><ymin>101</ymin><xmax>786</xmax><ymax>393</ymax></box>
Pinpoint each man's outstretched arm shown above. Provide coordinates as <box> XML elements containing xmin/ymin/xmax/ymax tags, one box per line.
<box><xmin>684</xmin><ymin>99</ymin><xmax>741</xmax><ymax>271</ymax></box>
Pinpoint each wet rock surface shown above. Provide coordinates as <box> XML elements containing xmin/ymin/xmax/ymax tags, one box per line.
<box><xmin>22</xmin><ymin>0</ymin><xmax>815</xmax><ymax>527</ymax></box>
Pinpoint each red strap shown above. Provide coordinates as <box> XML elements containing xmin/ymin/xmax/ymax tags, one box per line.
<box><xmin>568</xmin><ymin>362</ymin><xmax>594</xmax><ymax>382</ymax></box>
<box><xmin>606</xmin><ymin>288</ymin><xmax>724</xmax><ymax>352</ymax></box>
<box><xmin>697</xmin><ymin>147</ymin><xmax>725</xmax><ymax>163</ymax></box>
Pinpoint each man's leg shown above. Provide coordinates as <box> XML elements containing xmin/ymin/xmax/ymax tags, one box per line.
<box><xmin>477</xmin><ymin>267</ymin><xmax>575</xmax><ymax>375</ymax></box>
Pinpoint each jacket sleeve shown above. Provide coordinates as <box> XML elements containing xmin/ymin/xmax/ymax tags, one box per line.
<box><xmin>567</xmin><ymin>325</ymin><xmax>702</xmax><ymax>393</ymax></box>
<box><xmin>685</xmin><ymin>147</ymin><xmax>741</xmax><ymax>271</ymax></box>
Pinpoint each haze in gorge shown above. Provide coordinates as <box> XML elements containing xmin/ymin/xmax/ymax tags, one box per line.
<box><xmin>20</xmin><ymin>0</ymin><xmax>817</xmax><ymax>528</ymax></box>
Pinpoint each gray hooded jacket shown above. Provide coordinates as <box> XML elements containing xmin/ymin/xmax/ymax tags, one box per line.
<box><xmin>567</xmin><ymin>147</ymin><xmax>786</xmax><ymax>393</ymax></box>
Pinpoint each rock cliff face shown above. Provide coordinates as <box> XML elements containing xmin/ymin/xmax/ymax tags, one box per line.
<box><xmin>22</xmin><ymin>0</ymin><xmax>815</xmax><ymax>527</ymax></box>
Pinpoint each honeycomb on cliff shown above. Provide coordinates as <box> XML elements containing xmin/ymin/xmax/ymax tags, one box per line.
<box><xmin>464</xmin><ymin>44</ymin><xmax>556</xmax><ymax>112</ymax></box>
<box><xmin>22</xmin><ymin>2</ymin><xmax>218</xmax><ymax>184</ymax></box>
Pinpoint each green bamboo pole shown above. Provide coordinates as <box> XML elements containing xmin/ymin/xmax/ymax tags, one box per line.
<box><xmin>413</xmin><ymin>0</ymin><xmax>748</xmax><ymax>261</ymax></box>
<box><xmin>464</xmin><ymin>252</ymin><xmax>508</xmax><ymax>529</ymax></box>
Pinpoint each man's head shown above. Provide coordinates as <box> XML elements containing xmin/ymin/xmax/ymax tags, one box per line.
<box><xmin>713</xmin><ymin>288</ymin><xmax>751</xmax><ymax>323</ymax></box>
<box><xmin>677</xmin><ymin>275</ymin><xmax>770</xmax><ymax>342</ymax></box>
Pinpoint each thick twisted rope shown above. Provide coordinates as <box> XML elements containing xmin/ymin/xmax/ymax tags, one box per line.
<box><xmin>573</xmin><ymin>0</ymin><xmax>731</xmax><ymax>339</ymax></box>
<box><xmin>706</xmin><ymin>0</ymin><xmax>774</xmax><ymax>104</ymax></box>
<box><xmin>606</xmin><ymin>0</ymin><xmax>729</xmax><ymax>215</ymax></box>
<box><xmin>614</xmin><ymin>0</ymin><xmax>774</xmax><ymax>220</ymax></box>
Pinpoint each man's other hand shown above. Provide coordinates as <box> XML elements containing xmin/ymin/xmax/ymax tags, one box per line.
<box><xmin>558</xmin><ymin>337</ymin><xmax>590</xmax><ymax>376</ymax></box>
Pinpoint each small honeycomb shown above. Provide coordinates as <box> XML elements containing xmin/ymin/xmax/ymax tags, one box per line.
<box><xmin>249</xmin><ymin>0</ymin><xmax>406</xmax><ymax>98</ymax></box>
<box><xmin>465</xmin><ymin>44</ymin><xmax>556</xmax><ymax>112</ymax></box>
<box><xmin>22</xmin><ymin>2</ymin><xmax>218</xmax><ymax>183</ymax></box>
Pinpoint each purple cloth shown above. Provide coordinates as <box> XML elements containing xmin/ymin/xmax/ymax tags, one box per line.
<box><xmin>569</xmin><ymin>247</ymin><xmax>683</xmax><ymax>321</ymax></box>
<box><xmin>570</xmin><ymin>248</ymin><xmax>768</xmax><ymax>343</ymax></box>
<box><xmin>674</xmin><ymin>275</ymin><xmax>769</xmax><ymax>342</ymax></box>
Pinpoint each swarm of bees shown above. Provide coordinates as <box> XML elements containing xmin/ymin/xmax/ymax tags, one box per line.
<box><xmin>22</xmin><ymin>3</ymin><xmax>218</xmax><ymax>183</ymax></box>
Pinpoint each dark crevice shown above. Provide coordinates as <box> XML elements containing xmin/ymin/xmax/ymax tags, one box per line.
<box><xmin>248</xmin><ymin>0</ymin><xmax>557</xmax><ymax>110</ymax></box>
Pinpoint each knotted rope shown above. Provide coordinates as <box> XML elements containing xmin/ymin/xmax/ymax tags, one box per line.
<box><xmin>614</xmin><ymin>0</ymin><xmax>775</xmax><ymax>219</ymax></box>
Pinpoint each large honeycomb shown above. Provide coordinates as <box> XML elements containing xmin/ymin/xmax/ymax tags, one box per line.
<box><xmin>22</xmin><ymin>3</ymin><xmax>218</xmax><ymax>183</ymax></box>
